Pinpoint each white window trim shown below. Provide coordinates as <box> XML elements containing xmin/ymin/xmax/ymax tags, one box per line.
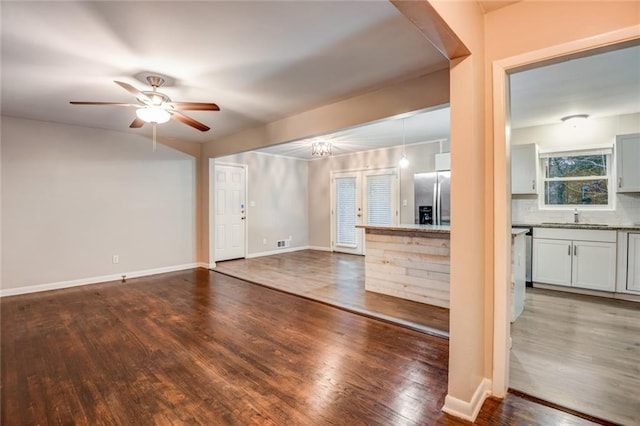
<box><xmin>537</xmin><ymin>146</ymin><xmax>615</xmax><ymax>211</ymax></box>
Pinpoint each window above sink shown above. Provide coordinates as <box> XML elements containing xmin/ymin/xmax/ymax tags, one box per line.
<box><xmin>539</xmin><ymin>146</ymin><xmax>614</xmax><ymax>211</ymax></box>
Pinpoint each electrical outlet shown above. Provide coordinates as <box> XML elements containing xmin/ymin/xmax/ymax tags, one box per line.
<box><xmin>263</xmin><ymin>238</ymin><xmax>267</xmax><ymax>245</ymax></box>
<box><xmin>112</xmin><ymin>255</ymin><xmax>119</xmax><ymax>264</ymax></box>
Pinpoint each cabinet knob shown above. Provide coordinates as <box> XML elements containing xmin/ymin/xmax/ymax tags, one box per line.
<box><xmin>618</xmin><ymin>177</ymin><xmax>622</xmax><ymax>188</ymax></box>
<box><xmin>568</xmin><ymin>245</ymin><xmax>571</xmax><ymax>256</ymax></box>
<box><xmin>532</xmin><ymin>180</ymin><xmax>536</xmax><ymax>190</ymax></box>
<box><xmin>574</xmin><ymin>245</ymin><xmax>577</xmax><ymax>256</ymax></box>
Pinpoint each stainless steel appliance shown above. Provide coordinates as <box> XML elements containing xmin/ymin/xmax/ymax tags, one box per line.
<box><xmin>414</xmin><ymin>171</ymin><xmax>451</xmax><ymax>225</ymax></box>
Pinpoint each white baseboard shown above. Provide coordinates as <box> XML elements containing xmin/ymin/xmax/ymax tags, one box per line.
<box><xmin>246</xmin><ymin>245</ymin><xmax>309</xmax><ymax>259</ymax></box>
<box><xmin>307</xmin><ymin>245</ymin><xmax>332</xmax><ymax>252</ymax></box>
<box><xmin>442</xmin><ymin>378</ymin><xmax>491</xmax><ymax>422</ymax></box>
<box><xmin>214</xmin><ymin>246</ymin><xmax>331</xmax><ymax>264</ymax></box>
<box><xmin>0</xmin><ymin>263</ymin><xmax>206</xmax><ymax>297</ymax></box>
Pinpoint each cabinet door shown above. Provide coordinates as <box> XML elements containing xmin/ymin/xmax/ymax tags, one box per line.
<box><xmin>511</xmin><ymin>143</ymin><xmax>538</xmax><ymax>195</ymax></box>
<box><xmin>532</xmin><ymin>238</ymin><xmax>572</xmax><ymax>286</ymax></box>
<box><xmin>572</xmin><ymin>241</ymin><xmax>616</xmax><ymax>291</ymax></box>
<box><xmin>627</xmin><ymin>233</ymin><xmax>640</xmax><ymax>293</ymax></box>
<box><xmin>616</xmin><ymin>133</ymin><xmax>640</xmax><ymax>193</ymax></box>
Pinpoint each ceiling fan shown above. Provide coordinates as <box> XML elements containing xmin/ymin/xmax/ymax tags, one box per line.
<box><xmin>70</xmin><ymin>76</ymin><xmax>219</xmax><ymax>132</ymax></box>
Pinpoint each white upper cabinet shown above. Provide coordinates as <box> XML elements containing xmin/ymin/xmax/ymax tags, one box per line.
<box><xmin>616</xmin><ymin>133</ymin><xmax>640</xmax><ymax>193</ymax></box>
<box><xmin>511</xmin><ymin>143</ymin><xmax>538</xmax><ymax>195</ymax></box>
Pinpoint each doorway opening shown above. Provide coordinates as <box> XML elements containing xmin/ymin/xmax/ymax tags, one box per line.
<box><xmin>502</xmin><ymin>40</ymin><xmax>640</xmax><ymax>425</ymax></box>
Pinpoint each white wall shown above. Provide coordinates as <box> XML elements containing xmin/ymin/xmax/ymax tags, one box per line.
<box><xmin>1</xmin><ymin>117</ymin><xmax>198</xmax><ymax>294</ymax></box>
<box><xmin>511</xmin><ymin>113</ymin><xmax>640</xmax><ymax>225</ymax></box>
<box><xmin>215</xmin><ymin>152</ymin><xmax>309</xmax><ymax>255</ymax></box>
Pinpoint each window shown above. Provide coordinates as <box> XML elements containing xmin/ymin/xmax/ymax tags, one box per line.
<box><xmin>366</xmin><ymin>173</ymin><xmax>393</xmax><ymax>226</ymax></box>
<box><xmin>540</xmin><ymin>148</ymin><xmax>613</xmax><ymax>207</ymax></box>
<box><xmin>335</xmin><ymin>176</ymin><xmax>357</xmax><ymax>246</ymax></box>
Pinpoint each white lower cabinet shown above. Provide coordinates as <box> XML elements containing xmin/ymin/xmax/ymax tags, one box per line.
<box><xmin>572</xmin><ymin>240</ymin><xmax>617</xmax><ymax>291</ymax></box>
<box><xmin>533</xmin><ymin>228</ymin><xmax>617</xmax><ymax>292</ymax></box>
<box><xmin>532</xmin><ymin>238</ymin><xmax>572</xmax><ymax>286</ymax></box>
<box><xmin>627</xmin><ymin>233</ymin><xmax>640</xmax><ymax>293</ymax></box>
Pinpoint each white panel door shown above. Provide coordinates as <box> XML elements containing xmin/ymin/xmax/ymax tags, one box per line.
<box><xmin>532</xmin><ymin>238</ymin><xmax>572</xmax><ymax>287</ymax></box>
<box><xmin>214</xmin><ymin>164</ymin><xmax>246</xmax><ymax>262</ymax></box>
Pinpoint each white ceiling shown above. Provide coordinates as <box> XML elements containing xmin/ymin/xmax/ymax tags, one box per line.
<box><xmin>509</xmin><ymin>44</ymin><xmax>640</xmax><ymax>129</ymax></box>
<box><xmin>259</xmin><ymin>42</ymin><xmax>639</xmax><ymax>160</ymax></box>
<box><xmin>0</xmin><ymin>1</ymin><xmax>447</xmax><ymax>144</ymax></box>
<box><xmin>256</xmin><ymin>106</ymin><xmax>450</xmax><ymax>160</ymax></box>
<box><xmin>2</xmin><ymin>2</ymin><xmax>638</xmax><ymax>156</ymax></box>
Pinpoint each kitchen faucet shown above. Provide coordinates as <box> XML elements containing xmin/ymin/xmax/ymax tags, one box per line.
<box><xmin>574</xmin><ymin>208</ymin><xmax>579</xmax><ymax>223</ymax></box>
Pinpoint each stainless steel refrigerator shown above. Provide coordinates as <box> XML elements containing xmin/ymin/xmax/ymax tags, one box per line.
<box><xmin>414</xmin><ymin>171</ymin><xmax>451</xmax><ymax>225</ymax></box>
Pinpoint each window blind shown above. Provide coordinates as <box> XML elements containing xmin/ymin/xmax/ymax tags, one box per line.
<box><xmin>336</xmin><ymin>177</ymin><xmax>356</xmax><ymax>246</ymax></box>
<box><xmin>366</xmin><ymin>174</ymin><xmax>393</xmax><ymax>225</ymax></box>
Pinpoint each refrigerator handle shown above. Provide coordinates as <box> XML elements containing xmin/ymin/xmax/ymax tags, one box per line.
<box><xmin>432</xmin><ymin>183</ymin><xmax>438</xmax><ymax>225</ymax></box>
<box><xmin>436</xmin><ymin>182</ymin><xmax>442</xmax><ymax>225</ymax></box>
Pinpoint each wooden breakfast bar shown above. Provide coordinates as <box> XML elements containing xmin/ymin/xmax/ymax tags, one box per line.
<box><xmin>356</xmin><ymin>224</ymin><xmax>452</xmax><ymax>308</ymax></box>
<box><xmin>357</xmin><ymin>224</ymin><xmax>528</xmax><ymax>315</ymax></box>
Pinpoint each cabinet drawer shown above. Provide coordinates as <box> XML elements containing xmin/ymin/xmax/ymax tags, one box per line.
<box><xmin>533</xmin><ymin>227</ymin><xmax>616</xmax><ymax>242</ymax></box>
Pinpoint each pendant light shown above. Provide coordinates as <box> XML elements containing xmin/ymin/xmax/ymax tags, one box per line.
<box><xmin>399</xmin><ymin>119</ymin><xmax>409</xmax><ymax>168</ymax></box>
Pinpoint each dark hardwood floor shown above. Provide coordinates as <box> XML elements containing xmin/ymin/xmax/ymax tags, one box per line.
<box><xmin>1</xmin><ymin>269</ymin><xmax>599</xmax><ymax>425</ymax></box>
<box><xmin>214</xmin><ymin>250</ymin><xmax>449</xmax><ymax>337</ymax></box>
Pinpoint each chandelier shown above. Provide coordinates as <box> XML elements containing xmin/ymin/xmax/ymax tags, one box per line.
<box><xmin>311</xmin><ymin>140</ymin><xmax>332</xmax><ymax>157</ymax></box>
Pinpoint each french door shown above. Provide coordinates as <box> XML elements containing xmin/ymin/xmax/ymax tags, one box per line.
<box><xmin>332</xmin><ymin>168</ymin><xmax>397</xmax><ymax>255</ymax></box>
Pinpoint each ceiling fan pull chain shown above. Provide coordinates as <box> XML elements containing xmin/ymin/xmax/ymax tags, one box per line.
<box><xmin>153</xmin><ymin>123</ymin><xmax>157</xmax><ymax>152</ymax></box>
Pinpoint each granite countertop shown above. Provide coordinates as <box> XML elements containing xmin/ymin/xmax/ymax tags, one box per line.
<box><xmin>357</xmin><ymin>224</ymin><xmax>547</xmax><ymax>235</ymax></box>
<box><xmin>513</xmin><ymin>222</ymin><xmax>640</xmax><ymax>231</ymax></box>
<box><xmin>356</xmin><ymin>224</ymin><xmax>451</xmax><ymax>234</ymax></box>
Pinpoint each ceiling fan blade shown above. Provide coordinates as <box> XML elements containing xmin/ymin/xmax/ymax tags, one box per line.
<box><xmin>70</xmin><ymin>101</ymin><xmax>136</xmax><ymax>107</ymax></box>
<box><xmin>114</xmin><ymin>80</ymin><xmax>151</xmax><ymax>102</ymax></box>
<box><xmin>170</xmin><ymin>111</ymin><xmax>210</xmax><ymax>132</ymax></box>
<box><xmin>129</xmin><ymin>117</ymin><xmax>145</xmax><ymax>128</ymax></box>
<box><xmin>171</xmin><ymin>102</ymin><xmax>220</xmax><ymax>111</ymax></box>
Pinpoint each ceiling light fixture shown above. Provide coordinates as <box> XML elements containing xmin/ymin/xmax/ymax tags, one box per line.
<box><xmin>399</xmin><ymin>119</ymin><xmax>409</xmax><ymax>168</ymax></box>
<box><xmin>311</xmin><ymin>139</ymin><xmax>332</xmax><ymax>157</ymax></box>
<box><xmin>136</xmin><ymin>106</ymin><xmax>171</xmax><ymax>124</ymax></box>
<box><xmin>561</xmin><ymin>114</ymin><xmax>589</xmax><ymax>128</ymax></box>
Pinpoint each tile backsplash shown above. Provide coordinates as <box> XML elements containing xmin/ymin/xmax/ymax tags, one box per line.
<box><xmin>512</xmin><ymin>193</ymin><xmax>640</xmax><ymax>225</ymax></box>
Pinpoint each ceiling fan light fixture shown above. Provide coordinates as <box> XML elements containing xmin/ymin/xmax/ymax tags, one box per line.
<box><xmin>136</xmin><ymin>106</ymin><xmax>171</xmax><ymax>124</ymax></box>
